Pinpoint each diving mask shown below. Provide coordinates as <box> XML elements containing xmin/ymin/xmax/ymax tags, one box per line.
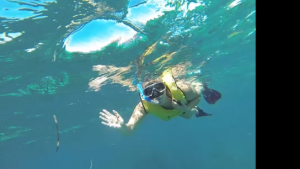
<box><xmin>137</xmin><ymin>82</ymin><xmax>166</xmax><ymax>104</ymax></box>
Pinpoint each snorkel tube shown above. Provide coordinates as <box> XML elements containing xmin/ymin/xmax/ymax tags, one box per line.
<box><xmin>137</xmin><ymin>82</ymin><xmax>159</xmax><ymax>104</ymax></box>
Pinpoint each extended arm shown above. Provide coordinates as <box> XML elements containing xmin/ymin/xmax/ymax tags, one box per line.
<box><xmin>99</xmin><ymin>102</ymin><xmax>147</xmax><ymax>136</ymax></box>
<box><xmin>120</xmin><ymin>102</ymin><xmax>147</xmax><ymax>136</ymax></box>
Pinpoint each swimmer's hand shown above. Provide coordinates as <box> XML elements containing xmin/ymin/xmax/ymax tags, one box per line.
<box><xmin>99</xmin><ymin>109</ymin><xmax>124</xmax><ymax>128</ymax></box>
<box><xmin>171</xmin><ymin>99</ymin><xmax>190</xmax><ymax>112</ymax></box>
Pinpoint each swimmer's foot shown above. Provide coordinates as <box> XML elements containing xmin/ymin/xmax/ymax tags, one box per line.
<box><xmin>202</xmin><ymin>85</ymin><xmax>221</xmax><ymax>104</ymax></box>
<box><xmin>195</xmin><ymin>107</ymin><xmax>212</xmax><ymax>117</ymax></box>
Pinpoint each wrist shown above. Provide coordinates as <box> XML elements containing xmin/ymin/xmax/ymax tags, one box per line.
<box><xmin>120</xmin><ymin>123</ymin><xmax>134</xmax><ymax>136</ymax></box>
<box><xmin>120</xmin><ymin>122</ymin><xmax>127</xmax><ymax>129</ymax></box>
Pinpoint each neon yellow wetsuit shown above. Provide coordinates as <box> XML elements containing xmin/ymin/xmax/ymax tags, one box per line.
<box><xmin>140</xmin><ymin>68</ymin><xmax>187</xmax><ymax>121</ymax></box>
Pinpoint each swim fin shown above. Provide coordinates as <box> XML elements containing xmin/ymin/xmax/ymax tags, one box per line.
<box><xmin>195</xmin><ymin>107</ymin><xmax>212</xmax><ymax>117</ymax></box>
<box><xmin>202</xmin><ymin>86</ymin><xmax>221</xmax><ymax>104</ymax></box>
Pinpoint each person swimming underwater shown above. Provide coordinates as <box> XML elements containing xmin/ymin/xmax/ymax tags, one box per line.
<box><xmin>99</xmin><ymin>68</ymin><xmax>221</xmax><ymax>136</ymax></box>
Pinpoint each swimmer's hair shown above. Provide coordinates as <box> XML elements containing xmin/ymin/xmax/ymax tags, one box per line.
<box><xmin>142</xmin><ymin>78</ymin><xmax>162</xmax><ymax>88</ymax></box>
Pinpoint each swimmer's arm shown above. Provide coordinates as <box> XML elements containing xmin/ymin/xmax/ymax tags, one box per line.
<box><xmin>180</xmin><ymin>97</ymin><xmax>200</xmax><ymax>119</ymax></box>
<box><xmin>120</xmin><ymin>102</ymin><xmax>147</xmax><ymax>136</ymax></box>
<box><xmin>174</xmin><ymin>82</ymin><xmax>201</xmax><ymax>119</ymax></box>
<box><xmin>175</xmin><ymin>81</ymin><xmax>203</xmax><ymax>119</ymax></box>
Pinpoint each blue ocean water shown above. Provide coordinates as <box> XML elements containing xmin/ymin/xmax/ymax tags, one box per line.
<box><xmin>0</xmin><ymin>0</ymin><xmax>256</xmax><ymax>169</ymax></box>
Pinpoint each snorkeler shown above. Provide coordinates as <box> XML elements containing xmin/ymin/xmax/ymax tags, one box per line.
<box><xmin>99</xmin><ymin>68</ymin><xmax>221</xmax><ymax>136</ymax></box>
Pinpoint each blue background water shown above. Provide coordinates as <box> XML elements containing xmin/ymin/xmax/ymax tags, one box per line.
<box><xmin>0</xmin><ymin>0</ymin><xmax>256</xmax><ymax>168</ymax></box>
